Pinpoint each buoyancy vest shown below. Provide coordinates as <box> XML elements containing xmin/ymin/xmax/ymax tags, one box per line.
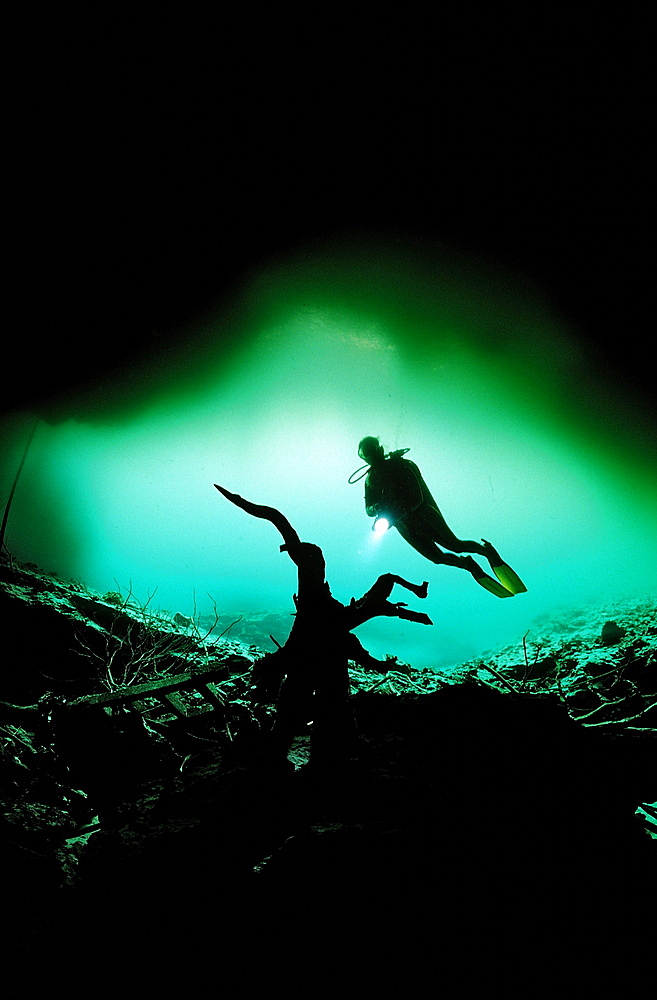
<box><xmin>365</xmin><ymin>455</ymin><xmax>431</xmax><ymax>521</ymax></box>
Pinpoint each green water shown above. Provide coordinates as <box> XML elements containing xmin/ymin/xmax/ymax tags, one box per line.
<box><xmin>2</xmin><ymin>241</ymin><xmax>655</xmax><ymax>668</ymax></box>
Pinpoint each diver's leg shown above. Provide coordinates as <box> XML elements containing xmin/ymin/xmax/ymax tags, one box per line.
<box><xmin>421</xmin><ymin>509</ymin><xmax>526</xmax><ymax>593</ymax></box>
<box><xmin>398</xmin><ymin>517</ymin><xmax>512</xmax><ymax>597</ymax></box>
<box><xmin>459</xmin><ymin>555</ymin><xmax>514</xmax><ymax>597</ymax></box>
<box><xmin>395</xmin><ymin>520</ymin><xmax>465</xmax><ymax>567</ymax></box>
<box><xmin>480</xmin><ymin>539</ymin><xmax>527</xmax><ymax>594</ymax></box>
<box><xmin>419</xmin><ymin>505</ymin><xmax>488</xmax><ymax>556</ymax></box>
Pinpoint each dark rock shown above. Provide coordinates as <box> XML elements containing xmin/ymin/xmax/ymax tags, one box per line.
<box><xmin>601</xmin><ymin>620</ymin><xmax>626</xmax><ymax>645</ymax></box>
<box><xmin>2</xmin><ymin>560</ymin><xmax>656</xmax><ymax>988</ymax></box>
<box><xmin>624</xmin><ymin>657</ymin><xmax>657</xmax><ymax>693</ymax></box>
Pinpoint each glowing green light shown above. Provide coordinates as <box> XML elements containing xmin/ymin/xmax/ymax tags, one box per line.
<box><xmin>2</xmin><ymin>239</ymin><xmax>656</xmax><ymax>671</ymax></box>
<box><xmin>373</xmin><ymin>516</ymin><xmax>390</xmax><ymax>535</ymax></box>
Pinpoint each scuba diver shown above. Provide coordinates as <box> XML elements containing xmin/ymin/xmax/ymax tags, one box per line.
<box><xmin>351</xmin><ymin>436</ymin><xmax>527</xmax><ymax>599</ymax></box>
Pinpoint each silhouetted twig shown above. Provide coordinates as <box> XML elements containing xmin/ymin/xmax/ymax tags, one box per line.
<box><xmin>0</xmin><ymin>417</ymin><xmax>39</xmax><ymax>554</ymax></box>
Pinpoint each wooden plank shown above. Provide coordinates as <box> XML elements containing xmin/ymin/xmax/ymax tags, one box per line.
<box><xmin>69</xmin><ymin>664</ymin><xmax>232</xmax><ymax>709</ymax></box>
<box><xmin>196</xmin><ymin>682</ymin><xmax>226</xmax><ymax>711</ymax></box>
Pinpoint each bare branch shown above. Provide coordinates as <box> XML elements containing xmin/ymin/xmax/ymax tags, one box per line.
<box><xmin>214</xmin><ymin>485</ymin><xmax>302</xmax><ymax>553</ymax></box>
<box><xmin>478</xmin><ymin>663</ymin><xmax>520</xmax><ymax>696</ymax></box>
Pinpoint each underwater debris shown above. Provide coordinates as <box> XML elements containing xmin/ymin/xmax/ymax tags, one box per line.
<box><xmin>214</xmin><ymin>484</ymin><xmax>435</xmax><ymax>767</ymax></box>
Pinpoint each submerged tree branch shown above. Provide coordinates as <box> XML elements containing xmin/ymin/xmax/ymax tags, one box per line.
<box><xmin>214</xmin><ymin>485</ymin><xmax>301</xmax><ymax>553</ymax></box>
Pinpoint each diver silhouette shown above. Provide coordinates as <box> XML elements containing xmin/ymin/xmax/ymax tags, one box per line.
<box><xmin>214</xmin><ymin>484</ymin><xmax>431</xmax><ymax>768</ymax></box>
<box><xmin>352</xmin><ymin>437</ymin><xmax>526</xmax><ymax>599</ymax></box>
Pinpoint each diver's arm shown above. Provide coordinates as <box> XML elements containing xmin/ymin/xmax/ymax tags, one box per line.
<box><xmin>364</xmin><ymin>473</ymin><xmax>384</xmax><ymax>518</ymax></box>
